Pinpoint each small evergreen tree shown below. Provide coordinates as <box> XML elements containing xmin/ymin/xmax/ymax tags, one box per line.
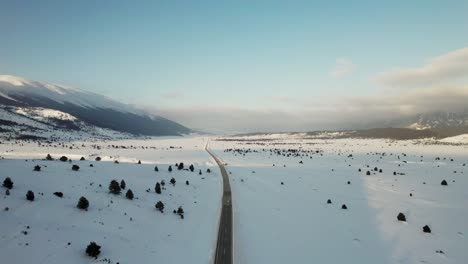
<box><xmin>186</xmin><ymin>180</ymin><xmax>189</xmax><ymax>185</ymax></box>
<box><xmin>168</xmin><ymin>165</ymin><xmax>172</xmax><ymax>172</ymax></box>
<box><xmin>161</xmin><ymin>180</ymin><xmax>165</xmax><ymax>186</ymax></box>
<box><xmin>155</xmin><ymin>182</ymin><xmax>161</xmax><ymax>194</ymax></box>
<box><xmin>80</xmin><ymin>157</ymin><xmax>86</xmax><ymax>161</ymax></box>
<box><xmin>86</xmin><ymin>242</ymin><xmax>101</xmax><ymax>259</ymax></box>
<box><xmin>72</xmin><ymin>165</ymin><xmax>80</xmax><ymax>171</ymax></box>
<box><xmin>59</xmin><ymin>156</ymin><xmax>68</xmax><ymax>162</ymax></box>
<box><xmin>33</xmin><ymin>165</ymin><xmax>41</xmax><ymax>171</ymax></box>
<box><xmin>109</xmin><ymin>180</ymin><xmax>121</xmax><ymax>194</ymax></box>
<box><xmin>206</xmin><ymin>168</ymin><xmax>211</xmax><ymax>173</ymax></box>
<box><xmin>3</xmin><ymin>177</ymin><xmax>13</xmax><ymax>189</ymax></box>
<box><xmin>120</xmin><ymin>180</ymin><xmax>126</xmax><ymax>190</ymax></box>
<box><xmin>26</xmin><ymin>190</ymin><xmax>35</xmax><ymax>201</ymax></box>
<box><xmin>189</xmin><ymin>164</ymin><xmax>194</xmax><ymax>172</ymax></box>
<box><xmin>126</xmin><ymin>189</ymin><xmax>134</xmax><ymax>200</ymax></box>
<box><xmin>46</xmin><ymin>154</ymin><xmax>53</xmax><ymax>161</ymax></box>
<box><xmin>178</xmin><ymin>162</ymin><xmax>184</xmax><ymax>170</ymax></box>
<box><xmin>170</xmin><ymin>177</ymin><xmax>176</xmax><ymax>185</ymax></box>
<box><xmin>155</xmin><ymin>201</ymin><xmax>164</xmax><ymax>212</ymax></box>
<box><xmin>199</xmin><ymin>170</ymin><xmax>202</xmax><ymax>175</ymax></box>
<box><xmin>154</xmin><ymin>166</ymin><xmax>159</xmax><ymax>172</ymax></box>
<box><xmin>77</xmin><ymin>196</ymin><xmax>89</xmax><ymax>210</ymax></box>
<box><xmin>138</xmin><ymin>160</ymin><xmax>141</xmax><ymax>164</ymax></box>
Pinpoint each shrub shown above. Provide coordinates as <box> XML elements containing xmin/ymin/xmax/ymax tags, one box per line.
<box><xmin>154</xmin><ymin>166</ymin><xmax>159</xmax><ymax>172</ymax></box>
<box><xmin>199</xmin><ymin>170</ymin><xmax>202</xmax><ymax>175</ymax></box>
<box><xmin>155</xmin><ymin>201</ymin><xmax>164</xmax><ymax>212</ymax></box>
<box><xmin>138</xmin><ymin>160</ymin><xmax>141</xmax><ymax>164</ymax></box>
<box><xmin>53</xmin><ymin>192</ymin><xmax>63</xmax><ymax>198</ymax></box>
<box><xmin>33</xmin><ymin>165</ymin><xmax>41</xmax><ymax>171</ymax></box>
<box><xmin>423</xmin><ymin>225</ymin><xmax>431</xmax><ymax>233</ymax></box>
<box><xmin>3</xmin><ymin>177</ymin><xmax>13</xmax><ymax>189</ymax></box>
<box><xmin>95</xmin><ymin>157</ymin><xmax>101</xmax><ymax>161</ymax></box>
<box><xmin>170</xmin><ymin>178</ymin><xmax>176</xmax><ymax>185</ymax></box>
<box><xmin>72</xmin><ymin>165</ymin><xmax>80</xmax><ymax>171</ymax></box>
<box><xmin>126</xmin><ymin>189</ymin><xmax>134</xmax><ymax>200</ymax></box>
<box><xmin>341</xmin><ymin>204</ymin><xmax>347</xmax><ymax>210</ymax></box>
<box><xmin>177</xmin><ymin>206</ymin><xmax>184</xmax><ymax>215</ymax></box>
<box><xmin>155</xmin><ymin>182</ymin><xmax>161</xmax><ymax>194</ymax></box>
<box><xmin>168</xmin><ymin>165</ymin><xmax>172</xmax><ymax>172</ymax></box>
<box><xmin>46</xmin><ymin>154</ymin><xmax>53</xmax><ymax>161</ymax></box>
<box><xmin>77</xmin><ymin>196</ymin><xmax>89</xmax><ymax>210</ymax></box>
<box><xmin>366</xmin><ymin>171</ymin><xmax>371</xmax><ymax>176</ymax></box>
<box><xmin>80</xmin><ymin>157</ymin><xmax>86</xmax><ymax>161</ymax></box>
<box><xmin>85</xmin><ymin>242</ymin><xmax>101</xmax><ymax>258</ymax></box>
<box><xmin>441</xmin><ymin>180</ymin><xmax>448</xmax><ymax>186</ymax></box>
<box><xmin>59</xmin><ymin>156</ymin><xmax>68</xmax><ymax>162</ymax></box>
<box><xmin>186</xmin><ymin>180</ymin><xmax>189</xmax><ymax>185</ymax></box>
<box><xmin>120</xmin><ymin>180</ymin><xmax>126</xmax><ymax>190</ymax></box>
<box><xmin>397</xmin><ymin>212</ymin><xmax>406</xmax><ymax>222</ymax></box>
<box><xmin>26</xmin><ymin>190</ymin><xmax>35</xmax><ymax>201</ymax></box>
<box><xmin>177</xmin><ymin>162</ymin><xmax>184</xmax><ymax>170</ymax></box>
<box><xmin>189</xmin><ymin>164</ymin><xmax>194</xmax><ymax>172</ymax></box>
<box><xmin>109</xmin><ymin>180</ymin><xmax>121</xmax><ymax>194</ymax></box>
<box><xmin>206</xmin><ymin>168</ymin><xmax>211</xmax><ymax>173</ymax></box>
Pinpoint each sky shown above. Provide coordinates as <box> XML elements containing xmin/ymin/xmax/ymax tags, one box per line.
<box><xmin>1</xmin><ymin>0</ymin><xmax>468</xmax><ymax>132</ymax></box>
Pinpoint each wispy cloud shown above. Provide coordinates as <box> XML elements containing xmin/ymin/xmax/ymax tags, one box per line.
<box><xmin>329</xmin><ymin>57</ymin><xmax>356</xmax><ymax>78</ymax></box>
<box><xmin>374</xmin><ymin>46</ymin><xmax>468</xmax><ymax>87</ymax></box>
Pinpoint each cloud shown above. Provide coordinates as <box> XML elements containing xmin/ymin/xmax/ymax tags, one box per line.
<box><xmin>329</xmin><ymin>57</ymin><xmax>356</xmax><ymax>78</ymax></box>
<box><xmin>374</xmin><ymin>46</ymin><xmax>468</xmax><ymax>87</ymax></box>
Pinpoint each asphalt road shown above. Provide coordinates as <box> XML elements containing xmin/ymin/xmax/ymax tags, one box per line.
<box><xmin>206</xmin><ymin>143</ymin><xmax>233</xmax><ymax>264</ymax></box>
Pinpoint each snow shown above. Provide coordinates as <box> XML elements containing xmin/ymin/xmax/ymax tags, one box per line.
<box><xmin>15</xmin><ymin>107</ymin><xmax>78</xmax><ymax>121</ymax></box>
<box><xmin>2</xmin><ymin>134</ymin><xmax>467</xmax><ymax>264</ymax></box>
<box><xmin>0</xmin><ymin>136</ymin><xmax>221</xmax><ymax>264</ymax></box>
<box><xmin>0</xmin><ymin>75</ymin><xmax>32</xmax><ymax>86</ymax></box>
<box><xmin>439</xmin><ymin>134</ymin><xmax>468</xmax><ymax>144</ymax></box>
<box><xmin>210</xmin><ymin>136</ymin><xmax>468</xmax><ymax>264</ymax></box>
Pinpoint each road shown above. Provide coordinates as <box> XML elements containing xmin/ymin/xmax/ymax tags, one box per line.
<box><xmin>206</xmin><ymin>142</ymin><xmax>233</xmax><ymax>264</ymax></box>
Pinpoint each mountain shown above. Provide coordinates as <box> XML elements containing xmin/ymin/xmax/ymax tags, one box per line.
<box><xmin>0</xmin><ymin>75</ymin><xmax>191</xmax><ymax>136</ymax></box>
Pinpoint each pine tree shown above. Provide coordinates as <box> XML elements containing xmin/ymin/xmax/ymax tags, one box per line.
<box><xmin>46</xmin><ymin>154</ymin><xmax>53</xmax><ymax>161</ymax></box>
<box><xmin>155</xmin><ymin>201</ymin><xmax>164</xmax><ymax>212</ymax></box>
<box><xmin>26</xmin><ymin>190</ymin><xmax>35</xmax><ymax>201</ymax></box>
<box><xmin>170</xmin><ymin>177</ymin><xmax>176</xmax><ymax>185</ymax></box>
<box><xmin>109</xmin><ymin>180</ymin><xmax>121</xmax><ymax>194</ymax></box>
<box><xmin>72</xmin><ymin>165</ymin><xmax>80</xmax><ymax>171</ymax></box>
<box><xmin>189</xmin><ymin>164</ymin><xmax>194</xmax><ymax>172</ymax></box>
<box><xmin>3</xmin><ymin>177</ymin><xmax>13</xmax><ymax>189</ymax></box>
<box><xmin>77</xmin><ymin>196</ymin><xmax>89</xmax><ymax>210</ymax></box>
<box><xmin>120</xmin><ymin>180</ymin><xmax>126</xmax><ymax>189</ymax></box>
<box><xmin>33</xmin><ymin>165</ymin><xmax>41</xmax><ymax>171</ymax></box>
<box><xmin>126</xmin><ymin>189</ymin><xmax>134</xmax><ymax>200</ymax></box>
<box><xmin>178</xmin><ymin>162</ymin><xmax>184</xmax><ymax>170</ymax></box>
<box><xmin>155</xmin><ymin>182</ymin><xmax>161</xmax><ymax>194</ymax></box>
<box><xmin>168</xmin><ymin>165</ymin><xmax>172</xmax><ymax>172</ymax></box>
<box><xmin>86</xmin><ymin>242</ymin><xmax>101</xmax><ymax>258</ymax></box>
<box><xmin>154</xmin><ymin>166</ymin><xmax>159</xmax><ymax>172</ymax></box>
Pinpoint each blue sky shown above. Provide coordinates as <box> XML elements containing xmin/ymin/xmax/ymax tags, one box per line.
<box><xmin>1</xmin><ymin>1</ymin><xmax>468</xmax><ymax>131</ymax></box>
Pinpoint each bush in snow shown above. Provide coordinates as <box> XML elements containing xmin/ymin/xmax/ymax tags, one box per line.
<box><xmin>77</xmin><ymin>196</ymin><xmax>89</xmax><ymax>210</ymax></box>
<box><xmin>155</xmin><ymin>201</ymin><xmax>164</xmax><ymax>213</ymax></box>
<box><xmin>26</xmin><ymin>190</ymin><xmax>35</xmax><ymax>201</ymax></box>
<box><xmin>341</xmin><ymin>204</ymin><xmax>347</xmax><ymax>210</ymax></box>
<box><xmin>155</xmin><ymin>182</ymin><xmax>161</xmax><ymax>194</ymax></box>
<box><xmin>168</xmin><ymin>165</ymin><xmax>172</xmax><ymax>172</ymax></box>
<box><xmin>85</xmin><ymin>242</ymin><xmax>101</xmax><ymax>259</ymax></box>
<box><xmin>189</xmin><ymin>164</ymin><xmax>194</xmax><ymax>172</ymax></box>
<box><xmin>72</xmin><ymin>165</ymin><xmax>80</xmax><ymax>171</ymax></box>
<box><xmin>154</xmin><ymin>166</ymin><xmax>159</xmax><ymax>172</ymax></box>
<box><xmin>199</xmin><ymin>170</ymin><xmax>202</xmax><ymax>175</ymax></box>
<box><xmin>46</xmin><ymin>154</ymin><xmax>53</xmax><ymax>161</ymax></box>
<box><xmin>161</xmin><ymin>180</ymin><xmax>165</xmax><ymax>186</ymax></box>
<box><xmin>126</xmin><ymin>189</ymin><xmax>134</xmax><ymax>200</ymax></box>
<box><xmin>177</xmin><ymin>162</ymin><xmax>184</xmax><ymax>170</ymax></box>
<box><xmin>397</xmin><ymin>212</ymin><xmax>406</xmax><ymax>222</ymax></box>
<box><xmin>366</xmin><ymin>171</ymin><xmax>371</xmax><ymax>176</ymax></box>
<box><xmin>186</xmin><ymin>180</ymin><xmax>189</xmax><ymax>185</ymax></box>
<box><xmin>441</xmin><ymin>180</ymin><xmax>448</xmax><ymax>186</ymax></box>
<box><xmin>423</xmin><ymin>225</ymin><xmax>431</xmax><ymax>233</ymax></box>
<box><xmin>170</xmin><ymin>177</ymin><xmax>176</xmax><ymax>185</ymax></box>
<box><xmin>80</xmin><ymin>157</ymin><xmax>86</xmax><ymax>161</ymax></box>
<box><xmin>33</xmin><ymin>165</ymin><xmax>41</xmax><ymax>171</ymax></box>
<box><xmin>95</xmin><ymin>157</ymin><xmax>101</xmax><ymax>161</ymax></box>
<box><xmin>206</xmin><ymin>168</ymin><xmax>211</xmax><ymax>173</ymax></box>
<box><xmin>3</xmin><ymin>177</ymin><xmax>13</xmax><ymax>189</ymax></box>
<box><xmin>109</xmin><ymin>180</ymin><xmax>121</xmax><ymax>194</ymax></box>
<box><xmin>53</xmin><ymin>192</ymin><xmax>63</xmax><ymax>198</ymax></box>
<box><xmin>138</xmin><ymin>160</ymin><xmax>141</xmax><ymax>164</ymax></box>
<box><xmin>120</xmin><ymin>180</ymin><xmax>126</xmax><ymax>190</ymax></box>
<box><xmin>59</xmin><ymin>156</ymin><xmax>68</xmax><ymax>162</ymax></box>
<box><xmin>327</xmin><ymin>199</ymin><xmax>332</xmax><ymax>204</ymax></box>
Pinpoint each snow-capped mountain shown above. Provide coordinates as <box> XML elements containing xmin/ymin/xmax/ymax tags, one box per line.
<box><xmin>0</xmin><ymin>75</ymin><xmax>191</xmax><ymax>136</ymax></box>
<box><xmin>405</xmin><ymin>111</ymin><xmax>468</xmax><ymax>130</ymax></box>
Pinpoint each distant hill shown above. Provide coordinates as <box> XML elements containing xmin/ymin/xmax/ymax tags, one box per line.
<box><xmin>0</xmin><ymin>75</ymin><xmax>191</xmax><ymax>137</ymax></box>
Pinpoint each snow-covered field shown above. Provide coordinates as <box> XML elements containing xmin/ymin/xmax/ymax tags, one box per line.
<box><xmin>2</xmin><ymin>134</ymin><xmax>468</xmax><ymax>264</ymax></box>
<box><xmin>210</xmin><ymin>137</ymin><xmax>468</xmax><ymax>264</ymax></box>
<box><xmin>0</xmin><ymin>136</ymin><xmax>221</xmax><ymax>264</ymax></box>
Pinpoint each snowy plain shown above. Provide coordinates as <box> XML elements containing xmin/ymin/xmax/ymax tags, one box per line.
<box><xmin>0</xmin><ymin>136</ymin><xmax>221</xmax><ymax>264</ymax></box>
<box><xmin>210</xmin><ymin>136</ymin><xmax>468</xmax><ymax>264</ymax></box>
<box><xmin>1</xmin><ymin>134</ymin><xmax>467</xmax><ymax>264</ymax></box>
